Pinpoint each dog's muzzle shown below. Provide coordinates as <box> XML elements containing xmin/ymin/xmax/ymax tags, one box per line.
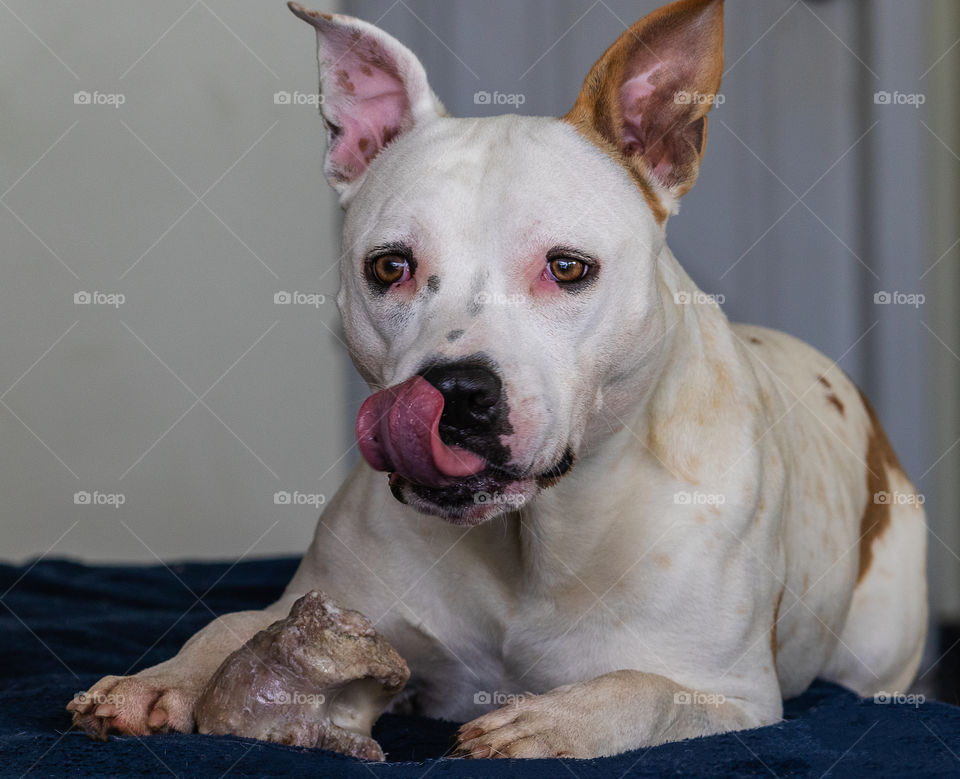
<box><xmin>356</xmin><ymin>360</ymin><xmax>509</xmax><ymax>489</ymax></box>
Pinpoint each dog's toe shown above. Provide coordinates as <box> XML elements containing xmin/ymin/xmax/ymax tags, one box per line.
<box><xmin>68</xmin><ymin>675</ymin><xmax>197</xmax><ymax>739</ymax></box>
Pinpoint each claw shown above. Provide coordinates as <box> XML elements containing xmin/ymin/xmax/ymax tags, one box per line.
<box><xmin>147</xmin><ymin>707</ymin><xmax>168</xmax><ymax>730</ymax></box>
<box><xmin>93</xmin><ymin>703</ymin><xmax>116</xmax><ymax>718</ymax></box>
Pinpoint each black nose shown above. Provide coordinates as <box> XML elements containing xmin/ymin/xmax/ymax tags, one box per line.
<box><xmin>419</xmin><ymin>361</ymin><xmax>503</xmax><ymax>432</ymax></box>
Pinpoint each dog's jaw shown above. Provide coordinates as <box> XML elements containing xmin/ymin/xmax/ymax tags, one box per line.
<box><xmin>386</xmin><ymin>448</ymin><xmax>575</xmax><ymax>525</ymax></box>
<box><xmin>393</xmin><ymin>476</ymin><xmax>537</xmax><ymax>526</ymax></box>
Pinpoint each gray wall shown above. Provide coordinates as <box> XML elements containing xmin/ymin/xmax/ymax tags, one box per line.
<box><xmin>1</xmin><ymin>0</ymin><xmax>349</xmax><ymax>562</ymax></box>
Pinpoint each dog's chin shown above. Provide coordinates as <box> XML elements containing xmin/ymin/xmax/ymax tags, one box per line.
<box><xmin>389</xmin><ymin>473</ymin><xmax>538</xmax><ymax>526</ymax></box>
<box><xmin>387</xmin><ymin>448</ymin><xmax>576</xmax><ymax>526</ymax></box>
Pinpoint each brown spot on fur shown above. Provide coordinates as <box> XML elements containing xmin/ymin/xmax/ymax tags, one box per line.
<box><xmin>770</xmin><ymin>588</ymin><xmax>784</xmax><ymax>664</ymax></box>
<box><xmin>750</xmin><ymin>337</ymin><xmax>762</xmax><ymax>345</ymax></box>
<box><xmin>382</xmin><ymin>126</ymin><xmax>401</xmax><ymax>145</ymax></box>
<box><xmin>826</xmin><ymin>393</ymin><xmax>845</xmax><ymax>415</ymax></box>
<box><xmin>335</xmin><ymin>69</ymin><xmax>355</xmax><ymax>94</ymax></box>
<box><xmin>360</xmin><ymin>64</ymin><xmax>373</xmax><ymax>76</ymax></box>
<box><xmin>647</xmin><ymin>424</ymin><xmax>701</xmax><ymax>484</ymax></box>
<box><xmin>710</xmin><ymin>362</ymin><xmax>734</xmax><ymax>410</ymax></box>
<box><xmin>654</xmin><ymin>554</ymin><xmax>672</xmax><ymax>570</ymax></box>
<box><xmin>815</xmin><ymin>477</ymin><xmax>827</xmax><ymax>504</ymax></box>
<box><xmin>647</xmin><ymin>350</ymin><xmax>735</xmax><ymax>484</ymax></box>
<box><xmin>358</xmin><ymin>137</ymin><xmax>370</xmax><ymax>152</ymax></box>
<box><xmin>856</xmin><ymin>388</ymin><xmax>907</xmax><ymax>585</ymax></box>
<box><xmin>817</xmin><ymin>375</ymin><xmax>832</xmax><ymax>389</ymax></box>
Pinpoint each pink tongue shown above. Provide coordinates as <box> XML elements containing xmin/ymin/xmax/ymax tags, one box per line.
<box><xmin>356</xmin><ymin>376</ymin><xmax>486</xmax><ymax>487</ymax></box>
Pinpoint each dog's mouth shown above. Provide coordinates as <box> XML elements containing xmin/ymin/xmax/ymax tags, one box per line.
<box><xmin>388</xmin><ymin>451</ymin><xmax>573</xmax><ymax>525</ymax></box>
<box><xmin>356</xmin><ymin>376</ymin><xmax>573</xmax><ymax>524</ymax></box>
<box><xmin>356</xmin><ymin>376</ymin><xmax>489</xmax><ymax>487</ymax></box>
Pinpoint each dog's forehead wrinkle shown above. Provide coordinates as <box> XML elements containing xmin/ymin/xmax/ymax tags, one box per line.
<box><xmin>356</xmin><ymin>115</ymin><xmax>644</xmax><ymax>218</ymax></box>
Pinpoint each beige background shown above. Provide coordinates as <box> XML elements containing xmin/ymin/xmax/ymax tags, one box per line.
<box><xmin>1</xmin><ymin>0</ymin><xmax>355</xmax><ymax>562</ymax></box>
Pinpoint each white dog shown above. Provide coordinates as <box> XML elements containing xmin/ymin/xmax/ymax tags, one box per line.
<box><xmin>69</xmin><ymin>0</ymin><xmax>927</xmax><ymax>759</ymax></box>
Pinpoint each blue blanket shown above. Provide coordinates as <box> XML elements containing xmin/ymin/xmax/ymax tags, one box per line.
<box><xmin>1</xmin><ymin>558</ymin><xmax>957</xmax><ymax>777</ymax></box>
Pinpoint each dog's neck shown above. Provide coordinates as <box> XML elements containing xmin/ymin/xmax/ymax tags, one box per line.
<box><xmin>510</xmin><ymin>245</ymin><xmax>747</xmax><ymax>590</ymax></box>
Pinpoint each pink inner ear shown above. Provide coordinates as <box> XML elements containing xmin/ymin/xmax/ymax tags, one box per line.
<box><xmin>616</xmin><ymin>51</ymin><xmax>707</xmax><ymax>189</ymax></box>
<box><xmin>619</xmin><ymin>64</ymin><xmax>662</xmax><ymax>155</ymax></box>
<box><xmin>322</xmin><ymin>29</ymin><xmax>415</xmax><ymax>183</ymax></box>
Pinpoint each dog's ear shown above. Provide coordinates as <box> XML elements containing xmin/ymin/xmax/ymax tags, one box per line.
<box><xmin>288</xmin><ymin>3</ymin><xmax>445</xmax><ymax>197</ymax></box>
<box><xmin>564</xmin><ymin>0</ymin><xmax>724</xmax><ymax>211</ymax></box>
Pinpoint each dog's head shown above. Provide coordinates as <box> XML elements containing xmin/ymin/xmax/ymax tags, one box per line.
<box><xmin>290</xmin><ymin>0</ymin><xmax>724</xmax><ymax>524</ymax></box>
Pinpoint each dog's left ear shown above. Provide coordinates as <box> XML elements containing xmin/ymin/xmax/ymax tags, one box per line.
<box><xmin>564</xmin><ymin>0</ymin><xmax>724</xmax><ymax>212</ymax></box>
<box><xmin>288</xmin><ymin>3</ymin><xmax>445</xmax><ymax>199</ymax></box>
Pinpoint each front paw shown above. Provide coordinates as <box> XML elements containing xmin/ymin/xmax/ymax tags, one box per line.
<box><xmin>451</xmin><ymin>687</ymin><xmax>587</xmax><ymax>759</ymax></box>
<box><xmin>67</xmin><ymin>675</ymin><xmax>198</xmax><ymax>740</ymax></box>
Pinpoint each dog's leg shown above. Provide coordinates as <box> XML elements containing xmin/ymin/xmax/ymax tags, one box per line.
<box><xmin>452</xmin><ymin>670</ymin><xmax>771</xmax><ymax>759</ymax></box>
<box><xmin>66</xmin><ymin>598</ymin><xmax>297</xmax><ymax>739</ymax></box>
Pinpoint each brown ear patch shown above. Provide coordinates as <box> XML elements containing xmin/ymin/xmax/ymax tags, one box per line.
<box><xmin>856</xmin><ymin>388</ymin><xmax>907</xmax><ymax>584</ymax></box>
<box><xmin>561</xmin><ymin>0</ymin><xmax>724</xmax><ymax>221</ymax></box>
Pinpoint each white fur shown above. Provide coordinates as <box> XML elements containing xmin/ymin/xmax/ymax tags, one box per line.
<box><xmin>70</xmin><ymin>7</ymin><xmax>927</xmax><ymax>760</ymax></box>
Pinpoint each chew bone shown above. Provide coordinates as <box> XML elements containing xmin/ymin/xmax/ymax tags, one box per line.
<box><xmin>195</xmin><ymin>590</ymin><xmax>409</xmax><ymax>761</ymax></box>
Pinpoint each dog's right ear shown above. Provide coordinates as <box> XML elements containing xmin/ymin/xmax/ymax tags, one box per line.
<box><xmin>288</xmin><ymin>3</ymin><xmax>445</xmax><ymax>198</ymax></box>
<box><xmin>564</xmin><ymin>0</ymin><xmax>724</xmax><ymax>219</ymax></box>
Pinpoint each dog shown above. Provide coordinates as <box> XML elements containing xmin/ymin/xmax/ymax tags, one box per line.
<box><xmin>68</xmin><ymin>0</ymin><xmax>927</xmax><ymax>759</ymax></box>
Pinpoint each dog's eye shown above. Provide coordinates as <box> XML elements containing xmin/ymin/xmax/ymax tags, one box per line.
<box><xmin>547</xmin><ymin>257</ymin><xmax>589</xmax><ymax>284</ymax></box>
<box><xmin>370</xmin><ymin>255</ymin><xmax>410</xmax><ymax>286</ymax></box>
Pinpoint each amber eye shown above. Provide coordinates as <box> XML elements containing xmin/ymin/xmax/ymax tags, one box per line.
<box><xmin>548</xmin><ymin>257</ymin><xmax>588</xmax><ymax>284</ymax></box>
<box><xmin>371</xmin><ymin>255</ymin><xmax>408</xmax><ymax>285</ymax></box>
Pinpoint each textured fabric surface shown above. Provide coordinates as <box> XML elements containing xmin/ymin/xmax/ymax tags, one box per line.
<box><xmin>1</xmin><ymin>557</ymin><xmax>957</xmax><ymax>777</ymax></box>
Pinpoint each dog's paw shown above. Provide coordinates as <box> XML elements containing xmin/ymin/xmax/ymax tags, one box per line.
<box><xmin>451</xmin><ymin>685</ymin><xmax>591</xmax><ymax>759</ymax></box>
<box><xmin>67</xmin><ymin>675</ymin><xmax>198</xmax><ymax>740</ymax></box>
